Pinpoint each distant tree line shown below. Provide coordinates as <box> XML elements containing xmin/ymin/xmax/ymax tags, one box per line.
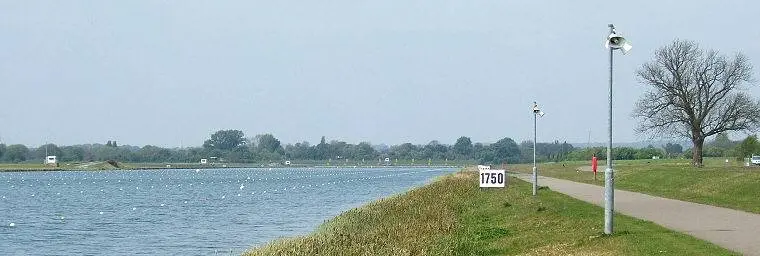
<box><xmin>1</xmin><ymin>129</ymin><xmax>758</xmax><ymax>165</ymax></box>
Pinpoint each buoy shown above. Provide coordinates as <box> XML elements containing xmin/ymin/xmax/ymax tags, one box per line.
<box><xmin>9</xmin><ymin>223</ymin><xmax>15</xmax><ymax>227</ymax></box>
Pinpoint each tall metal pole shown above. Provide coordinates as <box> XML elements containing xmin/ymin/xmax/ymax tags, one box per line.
<box><xmin>533</xmin><ymin>110</ymin><xmax>537</xmax><ymax>196</ymax></box>
<box><xmin>604</xmin><ymin>23</ymin><xmax>615</xmax><ymax>235</ymax></box>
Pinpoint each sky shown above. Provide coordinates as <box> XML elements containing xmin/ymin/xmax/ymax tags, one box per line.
<box><xmin>1</xmin><ymin>1</ymin><xmax>759</xmax><ymax>148</ymax></box>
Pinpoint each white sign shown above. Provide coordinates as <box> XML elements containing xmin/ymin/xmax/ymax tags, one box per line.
<box><xmin>479</xmin><ymin>169</ymin><xmax>506</xmax><ymax>188</ymax></box>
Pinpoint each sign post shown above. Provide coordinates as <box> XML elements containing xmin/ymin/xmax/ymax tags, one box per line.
<box><xmin>478</xmin><ymin>165</ymin><xmax>506</xmax><ymax>188</ymax></box>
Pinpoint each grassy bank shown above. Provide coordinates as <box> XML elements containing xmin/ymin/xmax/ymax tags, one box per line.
<box><xmin>0</xmin><ymin>162</ymin><xmax>125</xmax><ymax>171</ymax></box>
<box><xmin>244</xmin><ymin>169</ymin><xmax>734</xmax><ymax>255</ymax></box>
<box><xmin>513</xmin><ymin>158</ymin><xmax>760</xmax><ymax>214</ymax></box>
<box><xmin>0</xmin><ymin>163</ymin><xmax>60</xmax><ymax>171</ymax></box>
<box><xmin>0</xmin><ymin>161</ymin><xmax>467</xmax><ymax>172</ymax></box>
<box><xmin>0</xmin><ymin>162</ymin><xmax>263</xmax><ymax>171</ymax></box>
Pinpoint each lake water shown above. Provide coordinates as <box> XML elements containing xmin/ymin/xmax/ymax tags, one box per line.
<box><xmin>0</xmin><ymin>167</ymin><xmax>457</xmax><ymax>255</ymax></box>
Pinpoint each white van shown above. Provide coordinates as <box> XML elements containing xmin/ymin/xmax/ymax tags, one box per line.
<box><xmin>751</xmin><ymin>155</ymin><xmax>760</xmax><ymax>165</ymax></box>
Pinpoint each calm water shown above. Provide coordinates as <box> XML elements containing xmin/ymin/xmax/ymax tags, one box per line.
<box><xmin>0</xmin><ymin>167</ymin><xmax>457</xmax><ymax>255</ymax></box>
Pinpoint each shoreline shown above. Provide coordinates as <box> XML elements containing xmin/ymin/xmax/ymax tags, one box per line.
<box><xmin>0</xmin><ymin>163</ymin><xmax>463</xmax><ymax>173</ymax></box>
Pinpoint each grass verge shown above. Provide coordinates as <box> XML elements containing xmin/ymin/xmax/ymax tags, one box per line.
<box><xmin>513</xmin><ymin>158</ymin><xmax>760</xmax><ymax>214</ymax></box>
<box><xmin>0</xmin><ymin>161</ymin><xmax>123</xmax><ymax>171</ymax></box>
<box><xmin>244</xmin><ymin>169</ymin><xmax>734</xmax><ymax>255</ymax></box>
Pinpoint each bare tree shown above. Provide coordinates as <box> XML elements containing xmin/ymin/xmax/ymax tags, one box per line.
<box><xmin>634</xmin><ymin>40</ymin><xmax>760</xmax><ymax>166</ymax></box>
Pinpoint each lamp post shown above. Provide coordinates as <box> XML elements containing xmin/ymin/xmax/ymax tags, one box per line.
<box><xmin>532</xmin><ymin>102</ymin><xmax>544</xmax><ymax>196</ymax></box>
<box><xmin>604</xmin><ymin>24</ymin><xmax>631</xmax><ymax>235</ymax></box>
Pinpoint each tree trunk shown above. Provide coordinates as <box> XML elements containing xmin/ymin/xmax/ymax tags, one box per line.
<box><xmin>692</xmin><ymin>138</ymin><xmax>704</xmax><ymax>167</ymax></box>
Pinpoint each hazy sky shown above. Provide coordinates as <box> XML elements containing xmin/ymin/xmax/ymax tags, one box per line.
<box><xmin>1</xmin><ymin>1</ymin><xmax>759</xmax><ymax>147</ymax></box>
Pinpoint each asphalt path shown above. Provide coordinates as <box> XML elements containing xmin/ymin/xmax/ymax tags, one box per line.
<box><xmin>512</xmin><ymin>173</ymin><xmax>760</xmax><ymax>255</ymax></box>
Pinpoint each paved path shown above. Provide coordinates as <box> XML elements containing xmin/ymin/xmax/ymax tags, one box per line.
<box><xmin>512</xmin><ymin>173</ymin><xmax>760</xmax><ymax>255</ymax></box>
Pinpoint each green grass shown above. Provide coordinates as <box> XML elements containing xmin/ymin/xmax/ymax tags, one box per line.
<box><xmin>1</xmin><ymin>161</ymin><xmax>469</xmax><ymax>172</ymax></box>
<box><xmin>513</xmin><ymin>158</ymin><xmax>760</xmax><ymax>214</ymax></box>
<box><xmin>244</xmin><ymin>169</ymin><xmax>734</xmax><ymax>255</ymax></box>
<box><xmin>0</xmin><ymin>161</ymin><xmax>123</xmax><ymax>171</ymax></box>
<box><xmin>0</xmin><ymin>163</ymin><xmax>60</xmax><ymax>171</ymax></box>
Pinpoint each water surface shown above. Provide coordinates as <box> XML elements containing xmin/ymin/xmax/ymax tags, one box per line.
<box><xmin>0</xmin><ymin>167</ymin><xmax>457</xmax><ymax>255</ymax></box>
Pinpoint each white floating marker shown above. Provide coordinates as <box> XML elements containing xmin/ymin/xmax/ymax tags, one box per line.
<box><xmin>9</xmin><ymin>222</ymin><xmax>15</xmax><ymax>227</ymax></box>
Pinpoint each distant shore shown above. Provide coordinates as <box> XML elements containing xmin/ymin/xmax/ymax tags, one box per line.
<box><xmin>0</xmin><ymin>162</ymin><xmax>462</xmax><ymax>172</ymax></box>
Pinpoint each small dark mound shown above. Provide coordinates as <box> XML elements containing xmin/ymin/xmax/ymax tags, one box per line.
<box><xmin>106</xmin><ymin>160</ymin><xmax>120</xmax><ymax>168</ymax></box>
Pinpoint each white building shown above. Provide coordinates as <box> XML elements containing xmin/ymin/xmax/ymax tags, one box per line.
<box><xmin>45</xmin><ymin>156</ymin><xmax>57</xmax><ymax>165</ymax></box>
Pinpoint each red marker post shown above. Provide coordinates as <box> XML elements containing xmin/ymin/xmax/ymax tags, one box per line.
<box><xmin>592</xmin><ymin>154</ymin><xmax>598</xmax><ymax>181</ymax></box>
